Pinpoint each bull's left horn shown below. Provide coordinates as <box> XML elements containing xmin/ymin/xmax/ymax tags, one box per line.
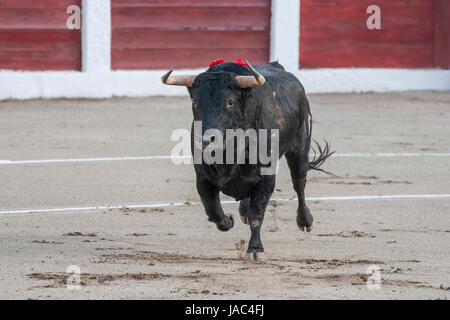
<box><xmin>235</xmin><ymin>60</ymin><xmax>265</xmax><ymax>88</ymax></box>
<box><xmin>161</xmin><ymin>70</ymin><xmax>196</xmax><ymax>87</ymax></box>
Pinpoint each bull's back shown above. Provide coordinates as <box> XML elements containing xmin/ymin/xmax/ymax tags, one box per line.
<box><xmin>254</xmin><ymin>62</ymin><xmax>307</xmax><ymax>154</ymax></box>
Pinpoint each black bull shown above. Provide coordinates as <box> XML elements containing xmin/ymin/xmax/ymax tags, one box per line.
<box><xmin>162</xmin><ymin>61</ymin><xmax>333</xmax><ymax>260</ymax></box>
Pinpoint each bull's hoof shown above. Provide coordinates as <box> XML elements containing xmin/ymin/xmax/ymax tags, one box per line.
<box><xmin>297</xmin><ymin>206</ymin><xmax>313</xmax><ymax>232</ymax></box>
<box><xmin>245</xmin><ymin>251</ymin><xmax>265</xmax><ymax>262</ymax></box>
<box><xmin>240</xmin><ymin>215</ymin><xmax>249</xmax><ymax>225</ymax></box>
<box><xmin>216</xmin><ymin>215</ymin><xmax>234</xmax><ymax>232</ymax></box>
<box><xmin>298</xmin><ymin>224</ymin><xmax>313</xmax><ymax>232</ymax></box>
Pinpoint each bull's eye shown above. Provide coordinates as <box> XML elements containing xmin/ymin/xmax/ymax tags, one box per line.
<box><xmin>226</xmin><ymin>99</ymin><xmax>235</xmax><ymax>109</ymax></box>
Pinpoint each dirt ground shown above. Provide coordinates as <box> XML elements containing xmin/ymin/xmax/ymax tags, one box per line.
<box><xmin>0</xmin><ymin>91</ymin><xmax>449</xmax><ymax>299</ymax></box>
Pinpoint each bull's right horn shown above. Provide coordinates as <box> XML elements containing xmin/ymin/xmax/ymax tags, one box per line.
<box><xmin>235</xmin><ymin>60</ymin><xmax>265</xmax><ymax>88</ymax></box>
<box><xmin>161</xmin><ymin>70</ymin><xmax>196</xmax><ymax>87</ymax></box>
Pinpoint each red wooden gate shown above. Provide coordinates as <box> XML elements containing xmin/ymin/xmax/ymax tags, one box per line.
<box><xmin>111</xmin><ymin>0</ymin><xmax>271</xmax><ymax>70</ymax></box>
<box><xmin>0</xmin><ymin>0</ymin><xmax>81</xmax><ymax>71</ymax></box>
<box><xmin>300</xmin><ymin>0</ymin><xmax>449</xmax><ymax>68</ymax></box>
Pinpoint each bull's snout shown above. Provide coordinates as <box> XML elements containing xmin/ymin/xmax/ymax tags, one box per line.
<box><xmin>202</xmin><ymin>140</ymin><xmax>212</xmax><ymax>151</ymax></box>
<box><xmin>194</xmin><ymin>138</ymin><xmax>218</xmax><ymax>152</ymax></box>
<box><xmin>201</xmin><ymin>132</ymin><xmax>222</xmax><ymax>152</ymax></box>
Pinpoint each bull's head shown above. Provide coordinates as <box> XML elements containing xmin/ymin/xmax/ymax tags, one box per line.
<box><xmin>161</xmin><ymin>61</ymin><xmax>265</xmax><ymax>153</ymax></box>
<box><xmin>161</xmin><ymin>60</ymin><xmax>265</xmax><ymax>89</ymax></box>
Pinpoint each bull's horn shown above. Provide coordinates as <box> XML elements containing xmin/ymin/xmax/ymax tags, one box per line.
<box><xmin>161</xmin><ymin>70</ymin><xmax>196</xmax><ymax>87</ymax></box>
<box><xmin>235</xmin><ymin>60</ymin><xmax>265</xmax><ymax>88</ymax></box>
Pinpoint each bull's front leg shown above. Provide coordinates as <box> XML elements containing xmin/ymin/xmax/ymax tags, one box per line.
<box><xmin>246</xmin><ymin>176</ymin><xmax>275</xmax><ymax>261</ymax></box>
<box><xmin>196</xmin><ymin>177</ymin><xmax>234</xmax><ymax>231</ymax></box>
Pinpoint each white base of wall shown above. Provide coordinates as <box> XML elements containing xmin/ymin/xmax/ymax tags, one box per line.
<box><xmin>294</xmin><ymin>68</ymin><xmax>450</xmax><ymax>93</ymax></box>
<box><xmin>0</xmin><ymin>68</ymin><xmax>448</xmax><ymax>100</ymax></box>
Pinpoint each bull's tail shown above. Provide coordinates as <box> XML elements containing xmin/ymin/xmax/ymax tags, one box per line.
<box><xmin>303</xmin><ymin>98</ymin><xmax>335</xmax><ymax>175</ymax></box>
<box><xmin>308</xmin><ymin>140</ymin><xmax>335</xmax><ymax>175</ymax></box>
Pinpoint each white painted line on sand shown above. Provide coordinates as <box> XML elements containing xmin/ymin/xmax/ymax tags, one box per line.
<box><xmin>332</xmin><ymin>153</ymin><xmax>450</xmax><ymax>157</ymax></box>
<box><xmin>1</xmin><ymin>153</ymin><xmax>450</xmax><ymax>165</ymax></box>
<box><xmin>0</xmin><ymin>155</ymin><xmax>184</xmax><ymax>165</ymax></box>
<box><xmin>1</xmin><ymin>194</ymin><xmax>450</xmax><ymax>215</ymax></box>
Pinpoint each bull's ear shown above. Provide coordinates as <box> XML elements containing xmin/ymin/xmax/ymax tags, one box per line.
<box><xmin>161</xmin><ymin>70</ymin><xmax>196</xmax><ymax>87</ymax></box>
<box><xmin>235</xmin><ymin>60</ymin><xmax>265</xmax><ymax>88</ymax></box>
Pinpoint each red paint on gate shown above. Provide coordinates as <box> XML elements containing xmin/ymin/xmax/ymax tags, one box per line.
<box><xmin>111</xmin><ymin>0</ymin><xmax>271</xmax><ymax>70</ymax></box>
<box><xmin>300</xmin><ymin>0</ymin><xmax>449</xmax><ymax>68</ymax></box>
<box><xmin>433</xmin><ymin>0</ymin><xmax>450</xmax><ymax>68</ymax></box>
<box><xmin>0</xmin><ymin>0</ymin><xmax>81</xmax><ymax>71</ymax></box>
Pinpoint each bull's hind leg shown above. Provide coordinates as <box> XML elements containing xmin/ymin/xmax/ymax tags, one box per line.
<box><xmin>196</xmin><ymin>177</ymin><xmax>234</xmax><ymax>232</ymax></box>
<box><xmin>285</xmin><ymin>147</ymin><xmax>313</xmax><ymax>232</ymax></box>
<box><xmin>239</xmin><ymin>198</ymin><xmax>250</xmax><ymax>225</ymax></box>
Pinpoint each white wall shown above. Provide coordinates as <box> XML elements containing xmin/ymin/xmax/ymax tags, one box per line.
<box><xmin>0</xmin><ymin>0</ymin><xmax>448</xmax><ymax>100</ymax></box>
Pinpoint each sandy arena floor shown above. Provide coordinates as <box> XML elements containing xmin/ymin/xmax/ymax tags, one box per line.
<box><xmin>0</xmin><ymin>91</ymin><xmax>449</xmax><ymax>299</ymax></box>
